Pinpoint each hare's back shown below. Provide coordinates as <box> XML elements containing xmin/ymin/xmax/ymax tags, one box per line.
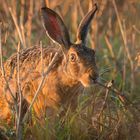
<box><xmin>4</xmin><ymin>46</ymin><xmax>62</xmax><ymax>83</ymax></box>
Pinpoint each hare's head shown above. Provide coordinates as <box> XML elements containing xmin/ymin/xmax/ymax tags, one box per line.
<box><xmin>41</xmin><ymin>4</ymin><xmax>98</xmax><ymax>87</ymax></box>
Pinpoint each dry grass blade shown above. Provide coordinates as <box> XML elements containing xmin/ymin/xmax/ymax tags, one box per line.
<box><xmin>105</xmin><ymin>36</ymin><xmax>115</xmax><ymax>59</ymax></box>
<box><xmin>20</xmin><ymin>0</ymin><xmax>26</xmax><ymax>49</ymax></box>
<box><xmin>112</xmin><ymin>0</ymin><xmax>133</xmax><ymax>71</ymax></box>
<box><xmin>0</xmin><ymin>22</ymin><xmax>16</xmax><ymax>102</ymax></box>
<box><xmin>133</xmin><ymin>25</ymin><xmax>140</xmax><ymax>34</ymax></box>
<box><xmin>16</xmin><ymin>42</ymin><xmax>23</xmax><ymax>140</ymax></box>
<box><xmin>97</xmin><ymin>80</ymin><xmax>113</xmax><ymax>118</ymax></box>
<box><xmin>96</xmin><ymin>81</ymin><xmax>140</xmax><ymax>112</ymax></box>
<box><xmin>45</xmin><ymin>0</ymin><xmax>50</xmax><ymax>7</ymax></box>
<box><xmin>26</xmin><ymin>0</ymin><xmax>33</xmax><ymax>47</ymax></box>
<box><xmin>9</xmin><ymin>7</ymin><xmax>25</xmax><ymax>48</ymax></box>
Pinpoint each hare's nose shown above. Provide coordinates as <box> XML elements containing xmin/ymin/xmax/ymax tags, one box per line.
<box><xmin>90</xmin><ymin>72</ymin><xmax>99</xmax><ymax>83</ymax></box>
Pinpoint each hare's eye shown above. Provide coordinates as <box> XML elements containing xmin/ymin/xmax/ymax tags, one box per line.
<box><xmin>70</xmin><ymin>53</ymin><xmax>76</xmax><ymax>62</ymax></box>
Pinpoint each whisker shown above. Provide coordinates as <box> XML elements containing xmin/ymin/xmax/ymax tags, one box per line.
<box><xmin>98</xmin><ymin>77</ymin><xmax>108</xmax><ymax>82</ymax></box>
<box><xmin>99</xmin><ymin>66</ymin><xmax>112</xmax><ymax>72</ymax></box>
<box><xmin>99</xmin><ymin>69</ymin><xmax>111</xmax><ymax>76</ymax></box>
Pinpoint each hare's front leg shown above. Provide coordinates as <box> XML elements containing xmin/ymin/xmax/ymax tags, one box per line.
<box><xmin>0</xmin><ymin>97</ymin><xmax>12</xmax><ymax>124</ymax></box>
<box><xmin>23</xmin><ymin>82</ymin><xmax>59</xmax><ymax>121</ymax></box>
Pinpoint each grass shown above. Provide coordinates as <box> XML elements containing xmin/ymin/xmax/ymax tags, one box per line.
<box><xmin>0</xmin><ymin>0</ymin><xmax>140</xmax><ymax>139</ymax></box>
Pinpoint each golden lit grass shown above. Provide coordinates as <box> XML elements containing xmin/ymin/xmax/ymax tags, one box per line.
<box><xmin>0</xmin><ymin>0</ymin><xmax>140</xmax><ymax>139</ymax></box>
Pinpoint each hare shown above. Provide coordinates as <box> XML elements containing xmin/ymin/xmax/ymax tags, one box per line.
<box><xmin>0</xmin><ymin>4</ymin><xmax>98</xmax><ymax>122</ymax></box>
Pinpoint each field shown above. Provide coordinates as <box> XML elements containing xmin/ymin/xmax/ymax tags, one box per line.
<box><xmin>0</xmin><ymin>0</ymin><xmax>140</xmax><ymax>140</ymax></box>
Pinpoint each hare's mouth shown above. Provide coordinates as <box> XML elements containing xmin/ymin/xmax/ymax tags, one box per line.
<box><xmin>79</xmin><ymin>75</ymin><xmax>98</xmax><ymax>87</ymax></box>
<box><xmin>89</xmin><ymin>75</ymin><xmax>99</xmax><ymax>84</ymax></box>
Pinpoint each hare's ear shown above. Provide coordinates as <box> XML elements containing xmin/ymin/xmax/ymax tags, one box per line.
<box><xmin>76</xmin><ymin>4</ymin><xmax>98</xmax><ymax>45</ymax></box>
<box><xmin>41</xmin><ymin>7</ymin><xmax>71</xmax><ymax>50</ymax></box>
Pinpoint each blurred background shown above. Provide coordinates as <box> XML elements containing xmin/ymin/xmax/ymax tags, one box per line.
<box><xmin>0</xmin><ymin>0</ymin><xmax>140</xmax><ymax>139</ymax></box>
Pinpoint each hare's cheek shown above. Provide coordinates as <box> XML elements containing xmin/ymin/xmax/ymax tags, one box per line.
<box><xmin>79</xmin><ymin>73</ymin><xmax>92</xmax><ymax>87</ymax></box>
<box><xmin>68</xmin><ymin>64</ymin><xmax>80</xmax><ymax>78</ymax></box>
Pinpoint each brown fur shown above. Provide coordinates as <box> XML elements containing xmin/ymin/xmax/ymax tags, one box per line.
<box><xmin>0</xmin><ymin>5</ymin><xmax>98</xmax><ymax>122</ymax></box>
